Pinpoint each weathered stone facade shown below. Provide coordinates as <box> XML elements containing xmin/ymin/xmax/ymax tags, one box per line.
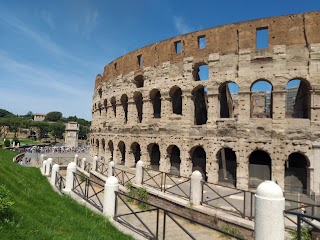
<box><xmin>90</xmin><ymin>12</ymin><xmax>320</xmax><ymax>197</ymax></box>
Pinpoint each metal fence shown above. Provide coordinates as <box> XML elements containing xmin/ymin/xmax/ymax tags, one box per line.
<box><xmin>95</xmin><ymin>160</ymin><xmax>108</xmax><ymax>176</ymax></box>
<box><xmin>53</xmin><ymin>157</ymin><xmax>74</xmax><ymax>165</ymax></box>
<box><xmin>113</xmin><ymin>167</ymin><xmax>135</xmax><ymax>186</ymax></box>
<box><xmin>114</xmin><ymin>191</ymin><xmax>245</xmax><ymax>240</ymax></box>
<box><xmin>72</xmin><ymin>172</ymin><xmax>104</xmax><ymax>211</ymax></box>
<box><xmin>142</xmin><ymin>168</ymin><xmax>191</xmax><ymax>200</ymax></box>
<box><xmin>55</xmin><ymin>171</ymin><xmax>66</xmax><ymax>193</ymax></box>
<box><xmin>76</xmin><ymin>158</ymin><xmax>82</xmax><ymax>168</ymax></box>
<box><xmin>84</xmin><ymin>161</ymin><xmax>92</xmax><ymax>173</ymax></box>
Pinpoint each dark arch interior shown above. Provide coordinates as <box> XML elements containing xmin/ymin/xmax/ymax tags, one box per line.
<box><xmin>171</xmin><ymin>88</ymin><xmax>182</xmax><ymax>115</ymax></box>
<box><xmin>285</xmin><ymin>152</ymin><xmax>308</xmax><ymax>193</ymax></box>
<box><xmin>249</xmin><ymin>150</ymin><xmax>271</xmax><ymax>188</ymax></box>
<box><xmin>217</xmin><ymin>148</ymin><xmax>237</xmax><ymax>187</ymax></box>
<box><xmin>150</xmin><ymin>144</ymin><xmax>160</xmax><ymax>170</ymax></box>
<box><xmin>121</xmin><ymin>95</ymin><xmax>128</xmax><ymax>123</ymax></box>
<box><xmin>193</xmin><ymin>87</ymin><xmax>207</xmax><ymax>125</ymax></box>
<box><xmin>118</xmin><ymin>142</ymin><xmax>126</xmax><ymax>165</ymax></box>
<box><xmin>152</xmin><ymin>90</ymin><xmax>161</xmax><ymax>118</ymax></box>
<box><xmin>168</xmin><ymin>145</ymin><xmax>181</xmax><ymax>175</ymax></box>
<box><xmin>134</xmin><ymin>93</ymin><xmax>143</xmax><ymax>123</ymax></box>
<box><xmin>192</xmin><ymin>146</ymin><xmax>207</xmax><ymax>181</ymax></box>
<box><xmin>131</xmin><ymin>143</ymin><xmax>141</xmax><ymax>164</ymax></box>
<box><xmin>108</xmin><ymin>141</ymin><xmax>114</xmax><ymax>160</ymax></box>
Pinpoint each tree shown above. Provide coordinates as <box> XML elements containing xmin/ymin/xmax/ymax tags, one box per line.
<box><xmin>45</xmin><ymin>111</ymin><xmax>62</xmax><ymax>122</ymax></box>
<box><xmin>0</xmin><ymin>109</ymin><xmax>14</xmax><ymax>118</ymax></box>
<box><xmin>50</xmin><ymin>122</ymin><xmax>65</xmax><ymax>142</ymax></box>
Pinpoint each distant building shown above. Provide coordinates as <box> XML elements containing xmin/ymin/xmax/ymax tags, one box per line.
<box><xmin>33</xmin><ymin>113</ymin><xmax>46</xmax><ymax>121</ymax></box>
<box><xmin>64</xmin><ymin>122</ymin><xmax>79</xmax><ymax>148</ymax></box>
<box><xmin>286</xmin><ymin>86</ymin><xmax>299</xmax><ymax>117</ymax></box>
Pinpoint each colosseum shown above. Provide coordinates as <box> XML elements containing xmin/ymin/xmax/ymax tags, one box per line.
<box><xmin>90</xmin><ymin>11</ymin><xmax>320</xmax><ymax>200</ymax></box>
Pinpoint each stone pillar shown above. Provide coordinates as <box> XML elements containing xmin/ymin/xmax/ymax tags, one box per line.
<box><xmin>82</xmin><ymin>158</ymin><xmax>86</xmax><ymax>171</ymax></box>
<box><xmin>206</xmin><ymin>91</ymin><xmax>219</xmax><ymax>126</ymax></box>
<box><xmin>108</xmin><ymin>161</ymin><xmax>115</xmax><ymax>177</ymax></box>
<box><xmin>236</xmin><ymin>142</ymin><xmax>249</xmax><ymax>190</ymax></box>
<box><xmin>74</xmin><ymin>154</ymin><xmax>78</xmax><ymax>163</ymax></box>
<box><xmin>42</xmin><ymin>160</ymin><xmax>47</xmax><ymax>175</ymax></box>
<box><xmin>184</xmin><ymin>93</ymin><xmax>194</xmax><ymax>125</ymax></box>
<box><xmin>142</xmin><ymin>97</ymin><xmax>150</xmax><ymax>124</ymax></box>
<box><xmin>103</xmin><ymin>176</ymin><xmax>119</xmax><ymax>218</ymax></box>
<box><xmin>272</xmin><ymin>90</ymin><xmax>286</xmax><ymax>120</ymax></box>
<box><xmin>161</xmin><ymin>95</ymin><xmax>170</xmax><ymax>121</ymax></box>
<box><xmin>92</xmin><ymin>156</ymin><xmax>98</xmax><ymax>172</ymax></box>
<box><xmin>45</xmin><ymin>158</ymin><xmax>53</xmax><ymax>176</ymax></box>
<box><xmin>64</xmin><ymin>162</ymin><xmax>77</xmax><ymax>194</ymax></box>
<box><xmin>40</xmin><ymin>154</ymin><xmax>45</xmax><ymax>163</ymax></box>
<box><xmin>125</xmin><ymin>149</ymin><xmax>134</xmax><ymax>168</ymax></box>
<box><xmin>180</xmin><ymin>140</ymin><xmax>192</xmax><ymax>177</ymax></box>
<box><xmin>312</xmin><ymin>142</ymin><xmax>320</xmax><ymax>199</ymax></box>
<box><xmin>141</xmin><ymin>146</ymin><xmax>150</xmax><ymax>168</ymax></box>
<box><xmin>254</xmin><ymin>181</ymin><xmax>284</xmax><ymax>240</ymax></box>
<box><xmin>135</xmin><ymin>160</ymin><xmax>144</xmax><ymax>186</ymax></box>
<box><xmin>237</xmin><ymin>90</ymin><xmax>250</xmax><ymax>122</ymax></box>
<box><xmin>191</xmin><ymin>171</ymin><xmax>203</xmax><ymax>206</ymax></box>
<box><xmin>127</xmin><ymin>100</ymin><xmax>136</xmax><ymax>124</ymax></box>
<box><xmin>113</xmin><ymin>147</ymin><xmax>121</xmax><ymax>165</ymax></box>
<box><xmin>310</xmin><ymin>89</ymin><xmax>320</xmax><ymax>122</ymax></box>
<box><xmin>50</xmin><ymin>164</ymin><xmax>59</xmax><ymax>185</ymax></box>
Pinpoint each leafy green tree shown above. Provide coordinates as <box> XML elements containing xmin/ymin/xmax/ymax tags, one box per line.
<box><xmin>0</xmin><ymin>109</ymin><xmax>14</xmax><ymax>118</ymax></box>
<box><xmin>45</xmin><ymin>111</ymin><xmax>62</xmax><ymax>122</ymax></box>
<box><xmin>20</xmin><ymin>111</ymin><xmax>33</xmax><ymax>120</ymax></box>
<box><xmin>50</xmin><ymin>122</ymin><xmax>65</xmax><ymax>142</ymax></box>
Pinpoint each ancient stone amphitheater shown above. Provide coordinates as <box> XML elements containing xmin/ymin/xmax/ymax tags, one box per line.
<box><xmin>90</xmin><ymin>11</ymin><xmax>320</xmax><ymax>199</ymax></box>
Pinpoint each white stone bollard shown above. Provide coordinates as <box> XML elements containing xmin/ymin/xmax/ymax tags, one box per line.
<box><xmin>50</xmin><ymin>164</ymin><xmax>60</xmax><ymax>185</ymax></box>
<box><xmin>40</xmin><ymin>154</ymin><xmax>45</xmax><ymax>162</ymax></box>
<box><xmin>45</xmin><ymin>158</ymin><xmax>53</xmax><ymax>176</ymax></box>
<box><xmin>92</xmin><ymin>156</ymin><xmax>98</xmax><ymax>172</ymax></box>
<box><xmin>74</xmin><ymin>154</ymin><xmax>78</xmax><ymax>163</ymax></box>
<box><xmin>82</xmin><ymin>158</ymin><xmax>86</xmax><ymax>170</ymax></box>
<box><xmin>108</xmin><ymin>161</ymin><xmax>115</xmax><ymax>177</ymax></box>
<box><xmin>42</xmin><ymin>160</ymin><xmax>47</xmax><ymax>175</ymax></box>
<box><xmin>191</xmin><ymin>170</ymin><xmax>203</xmax><ymax>206</ymax></box>
<box><xmin>64</xmin><ymin>162</ymin><xmax>77</xmax><ymax>194</ymax></box>
<box><xmin>103</xmin><ymin>176</ymin><xmax>119</xmax><ymax>218</ymax></box>
<box><xmin>135</xmin><ymin>160</ymin><xmax>144</xmax><ymax>186</ymax></box>
<box><xmin>254</xmin><ymin>181</ymin><xmax>285</xmax><ymax>240</ymax></box>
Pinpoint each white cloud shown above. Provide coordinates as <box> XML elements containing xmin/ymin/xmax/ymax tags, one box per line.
<box><xmin>173</xmin><ymin>16</ymin><xmax>193</xmax><ymax>34</ymax></box>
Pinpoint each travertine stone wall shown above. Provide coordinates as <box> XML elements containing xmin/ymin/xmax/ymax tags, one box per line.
<box><xmin>90</xmin><ymin>12</ymin><xmax>320</xmax><ymax>195</ymax></box>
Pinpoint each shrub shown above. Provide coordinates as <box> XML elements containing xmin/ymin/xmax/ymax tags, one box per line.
<box><xmin>11</xmin><ymin>138</ymin><xmax>20</xmax><ymax>146</ymax></box>
<box><xmin>125</xmin><ymin>182</ymin><xmax>149</xmax><ymax>209</ymax></box>
<box><xmin>4</xmin><ymin>139</ymin><xmax>10</xmax><ymax>148</ymax></box>
<box><xmin>0</xmin><ymin>184</ymin><xmax>14</xmax><ymax>218</ymax></box>
<box><xmin>289</xmin><ymin>226</ymin><xmax>312</xmax><ymax>240</ymax></box>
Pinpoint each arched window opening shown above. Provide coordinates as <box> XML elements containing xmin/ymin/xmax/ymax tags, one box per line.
<box><xmin>98</xmin><ymin>88</ymin><xmax>102</xmax><ymax>98</ymax></box>
<box><xmin>134</xmin><ymin>92</ymin><xmax>143</xmax><ymax>123</ymax></box>
<box><xmin>95</xmin><ymin>139</ymin><xmax>99</xmax><ymax>156</ymax></box>
<box><xmin>191</xmin><ymin>146</ymin><xmax>207</xmax><ymax>181</ymax></box>
<box><xmin>131</xmin><ymin>142</ymin><xmax>141</xmax><ymax>166</ymax></box>
<box><xmin>108</xmin><ymin>140</ymin><xmax>114</xmax><ymax>161</ymax></box>
<box><xmin>168</xmin><ymin>145</ymin><xmax>181</xmax><ymax>176</ymax></box>
<box><xmin>219</xmin><ymin>82</ymin><xmax>239</xmax><ymax>119</ymax></box>
<box><xmin>193</xmin><ymin>86</ymin><xmax>208</xmax><ymax>125</ymax></box>
<box><xmin>101</xmin><ymin>139</ymin><xmax>105</xmax><ymax>161</ymax></box>
<box><xmin>103</xmin><ymin>99</ymin><xmax>108</xmax><ymax>113</ymax></box>
<box><xmin>149</xmin><ymin>144</ymin><xmax>160</xmax><ymax>170</ymax></box>
<box><xmin>111</xmin><ymin>97</ymin><xmax>116</xmax><ymax>117</ymax></box>
<box><xmin>118</xmin><ymin>141</ymin><xmax>126</xmax><ymax>165</ymax></box>
<box><xmin>285</xmin><ymin>79</ymin><xmax>310</xmax><ymax>119</ymax></box>
<box><xmin>169</xmin><ymin>87</ymin><xmax>182</xmax><ymax>115</ymax></box>
<box><xmin>249</xmin><ymin>150</ymin><xmax>271</xmax><ymax>188</ymax></box>
<box><xmin>285</xmin><ymin>152</ymin><xmax>309</xmax><ymax>194</ymax></box>
<box><xmin>217</xmin><ymin>148</ymin><xmax>237</xmax><ymax>187</ymax></box>
<box><xmin>121</xmin><ymin>94</ymin><xmax>128</xmax><ymax>123</ymax></box>
<box><xmin>98</xmin><ymin>103</ymin><xmax>102</xmax><ymax>116</ymax></box>
<box><xmin>250</xmin><ymin>80</ymin><xmax>273</xmax><ymax>118</ymax></box>
<box><xmin>150</xmin><ymin>89</ymin><xmax>161</xmax><ymax>118</ymax></box>
<box><xmin>193</xmin><ymin>64</ymin><xmax>208</xmax><ymax>81</ymax></box>
<box><xmin>134</xmin><ymin>75</ymin><xmax>144</xmax><ymax>88</ymax></box>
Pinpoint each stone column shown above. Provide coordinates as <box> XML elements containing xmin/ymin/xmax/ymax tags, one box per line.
<box><xmin>254</xmin><ymin>181</ymin><xmax>284</xmax><ymax>240</ymax></box>
<box><xmin>236</xmin><ymin>140</ymin><xmax>249</xmax><ymax>190</ymax></box>
<box><xmin>135</xmin><ymin>160</ymin><xmax>144</xmax><ymax>186</ymax></box>
<box><xmin>45</xmin><ymin>158</ymin><xmax>53</xmax><ymax>176</ymax></box>
<box><xmin>103</xmin><ymin>176</ymin><xmax>119</xmax><ymax>218</ymax></box>
<box><xmin>74</xmin><ymin>154</ymin><xmax>78</xmax><ymax>164</ymax></box>
<box><xmin>141</xmin><ymin>145</ymin><xmax>150</xmax><ymax>168</ymax></box>
<box><xmin>81</xmin><ymin>158</ymin><xmax>86</xmax><ymax>171</ymax></box>
<box><xmin>191</xmin><ymin>171</ymin><xmax>203</xmax><ymax>206</ymax></box>
<box><xmin>50</xmin><ymin>164</ymin><xmax>59</xmax><ymax>185</ymax></box>
<box><xmin>161</xmin><ymin>95</ymin><xmax>170</xmax><ymax>121</ymax></box>
<box><xmin>92</xmin><ymin>156</ymin><xmax>98</xmax><ymax>172</ymax></box>
<box><xmin>42</xmin><ymin>160</ymin><xmax>47</xmax><ymax>175</ymax></box>
<box><xmin>63</xmin><ymin>162</ymin><xmax>77</xmax><ymax>194</ymax></box>
<box><xmin>128</xmin><ymin>100</ymin><xmax>137</xmax><ymax>124</ymax></box>
<box><xmin>142</xmin><ymin>97</ymin><xmax>151</xmax><ymax>124</ymax></box>
<box><xmin>180</xmin><ymin>140</ymin><xmax>193</xmax><ymax>177</ymax></box>
<box><xmin>206</xmin><ymin>92</ymin><xmax>219</xmax><ymax>126</ymax></box>
<box><xmin>108</xmin><ymin>161</ymin><xmax>115</xmax><ymax>177</ymax></box>
<box><xmin>272</xmin><ymin>90</ymin><xmax>286</xmax><ymax>120</ymax></box>
<box><xmin>237</xmin><ymin>90</ymin><xmax>250</xmax><ymax>122</ymax></box>
<box><xmin>312</xmin><ymin>142</ymin><xmax>320</xmax><ymax>199</ymax></box>
<box><xmin>125</xmin><ymin>148</ymin><xmax>134</xmax><ymax>168</ymax></box>
<box><xmin>310</xmin><ymin>89</ymin><xmax>320</xmax><ymax>122</ymax></box>
<box><xmin>183</xmin><ymin>93</ymin><xmax>194</xmax><ymax>125</ymax></box>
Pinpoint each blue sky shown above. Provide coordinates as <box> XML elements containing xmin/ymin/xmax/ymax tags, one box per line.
<box><xmin>0</xmin><ymin>1</ymin><xmax>319</xmax><ymax>120</ymax></box>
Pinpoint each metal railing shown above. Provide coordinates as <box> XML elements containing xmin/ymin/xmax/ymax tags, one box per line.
<box><xmin>95</xmin><ymin>160</ymin><xmax>108</xmax><ymax>176</ymax></box>
<box><xmin>142</xmin><ymin>168</ymin><xmax>191</xmax><ymax>200</ymax></box>
<box><xmin>284</xmin><ymin>210</ymin><xmax>320</xmax><ymax>239</ymax></box>
<box><xmin>113</xmin><ymin>167</ymin><xmax>135</xmax><ymax>186</ymax></box>
<box><xmin>201</xmin><ymin>181</ymin><xmax>255</xmax><ymax>220</ymax></box>
<box><xmin>53</xmin><ymin>157</ymin><xmax>74</xmax><ymax>165</ymax></box>
<box><xmin>114</xmin><ymin>191</ymin><xmax>245</xmax><ymax>240</ymax></box>
<box><xmin>55</xmin><ymin>171</ymin><xmax>66</xmax><ymax>193</ymax></box>
<box><xmin>72</xmin><ymin>172</ymin><xmax>104</xmax><ymax>211</ymax></box>
<box><xmin>84</xmin><ymin>161</ymin><xmax>92</xmax><ymax>173</ymax></box>
<box><xmin>76</xmin><ymin>158</ymin><xmax>82</xmax><ymax>168</ymax></box>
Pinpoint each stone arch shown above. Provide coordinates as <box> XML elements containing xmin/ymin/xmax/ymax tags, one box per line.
<box><xmin>150</xmin><ymin>89</ymin><xmax>161</xmax><ymax>118</ymax></box>
<box><xmin>248</xmin><ymin>150</ymin><xmax>272</xmax><ymax>188</ymax></box>
<box><xmin>285</xmin><ymin>78</ymin><xmax>311</xmax><ymax>119</ymax></box>
<box><xmin>101</xmin><ymin>138</ymin><xmax>105</xmax><ymax>161</ymax></box>
<box><xmin>250</xmin><ymin>79</ymin><xmax>273</xmax><ymax>118</ymax></box>
<box><xmin>98</xmin><ymin>88</ymin><xmax>102</xmax><ymax>98</ymax></box>
<box><xmin>118</xmin><ymin>141</ymin><xmax>126</xmax><ymax>165</ymax></box>
<box><xmin>95</xmin><ymin>139</ymin><xmax>100</xmax><ymax>156</ymax></box>
<box><xmin>131</xmin><ymin>142</ymin><xmax>141</xmax><ymax>165</ymax></box>
<box><xmin>98</xmin><ymin>102</ymin><xmax>102</xmax><ymax>116</ymax></box>
<box><xmin>219</xmin><ymin>82</ymin><xmax>239</xmax><ymax>118</ymax></box>
<box><xmin>134</xmin><ymin>75</ymin><xmax>144</xmax><ymax>88</ymax></box>
<box><xmin>121</xmin><ymin>94</ymin><xmax>128</xmax><ymax>123</ymax></box>
<box><xmin>103</xmin><ymin>99</ymin><xmax>108</xmax><ymax>113</ymax></box>
<box><xmin>148</xmin><ymin>143</ymin><xmax>160</xmax><ymax>170</ymax></box>
<box><xmin>108</xmin><ymin>140</ymin><xmax>114</xmax><ymax>161</ymax></box>
<box><xmin>217</xmin><ymin>147</ymin><xmax>237</xmax><ymax>187</ymax></box>
<box><xmin>110</xmin><ymin>97</ymin><xmax>116</xmax><ymax>117</ymax></box>
<box><xmin>284</xmin><ymin>152</ymin><xmax>310</xmax><ymax>194</ymax></box>
<box><xmin>169</xmin><ymin>86</ymin><xmax>182</xmax><ymax>115</ymax></box>
<box><xmin>193</xmin><ymin>62</ymin><xmax>208</xmax><ymax>81</ymax></box>
<box><xmin>192</xmin><ymin>85</ymin><xmax>208</xmax><ymax>125</ymax></box>
<box><xmin>133</xmin><ymin>91</ymin><xmax>143</xmax><ymax>123</ymax></box>
<box><xmin>190</xmin><ymin>146</ymin><xmax>207</xmax><ymax>181</ymax></box>
<box><xmin>167</xmin><ymin>145</ymin><xmax>181</xmax><ymax>175</ymax></box>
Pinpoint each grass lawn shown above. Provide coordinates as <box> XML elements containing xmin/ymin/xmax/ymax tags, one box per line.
<box><xmin>0</xmin><ymin>149</ymin><xmax>133</xmax><ymax>240</ymax></box>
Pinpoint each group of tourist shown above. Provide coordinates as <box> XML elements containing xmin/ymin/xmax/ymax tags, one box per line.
<box><xmin>22</xmin><ymin>146</ymin><xmax>89</xmax><ymax>154</ymax></box>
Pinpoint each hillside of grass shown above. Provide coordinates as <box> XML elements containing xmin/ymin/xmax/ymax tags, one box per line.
<box><xmin>0</xmin><ymin>149</ymin><xmax>133</xmax><ymax>240</ymax></box>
